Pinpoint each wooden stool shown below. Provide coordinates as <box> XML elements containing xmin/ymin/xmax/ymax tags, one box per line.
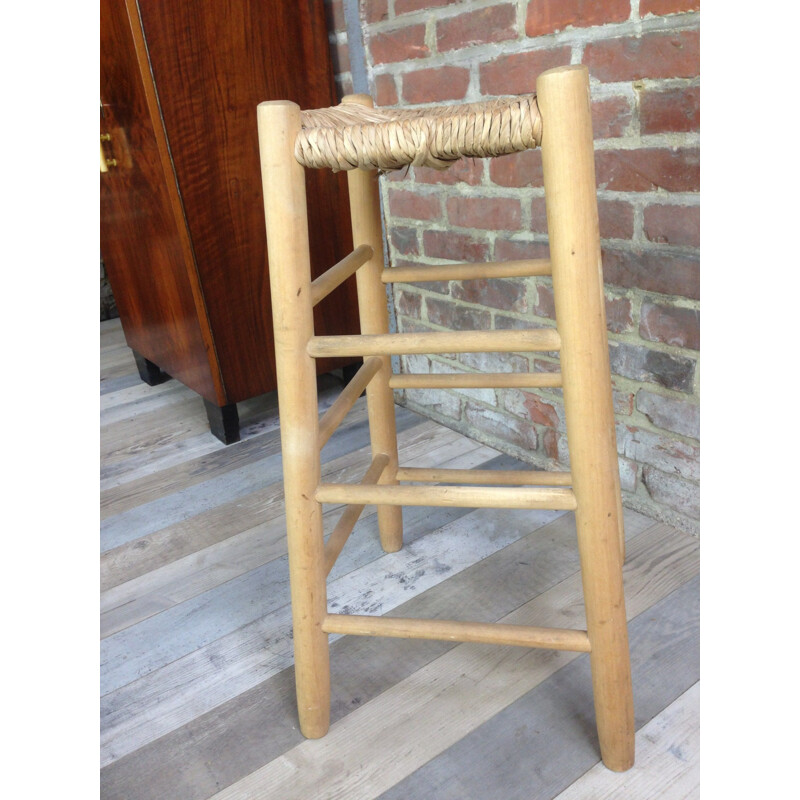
<box><xmin>257</xmin><ymin>65</ymin><xmax>635</xmax><ymax>772</ymax></box>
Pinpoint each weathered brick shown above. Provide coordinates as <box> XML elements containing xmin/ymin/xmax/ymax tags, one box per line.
<box><xmin>390</xmin><ymin>225</ymin><xmax>420</xmax><ymax>255</ymax></box>
<box><xmin>490</xmin><ymin>150</ymin><xmax>543</xmax><ymax>188</ymax></box>
<box><xmin>504</xmin><ymin>390</ymin><xmax>563</xmax><ymax>428</ymax></box>
<box><xmin>370</xmin><ymin>24</ymin><xmax>429</xmax><ymax>64</ymax></box>
<box><xmin>532</xmin><ymin>197</ymin><xmax>633</xmax><ymax>239</ymax></box>
<box><xmin>609</xmin><ymin>341</ymin><xmax>696</xmax><ymax>392</ymax></box>
<box><xmin>532</xmin><ymin>282</ymin><xmax>631</xmax><ymax>332</ymax></box>
<box><xmin>636</xmin><ymin>390</ymin><xmax>700</xmax><ymax>439</ymax></box>
<box><xmin>394</xmin><ymin>288</ymin><xmax>423</xmax><ymax>317</ymax></box>
<box><xmin>465</xmin><ymin>401</ymin><xmax>538</xmax><ymax>451</ymax></box>
<box><xmin>642</xmin><ymin>466</ymin><xmax>699</xmax><ymax>519</ymax></box>
<box><xmin>437</xmin><ymin>4</ymin><xmax>517</xmax><ymax>51</ymax></box>
<box><xmin>643</xmin><ymin>203</ymin><xmax>699</xmax><ymax>248</ymax></box>
<box><xmin>592</xmin><ymin>96</ymin><xmax>634</xmax><ymax>139</ymax></box>
<box><xmin>480</xmin><ymin>47</ymin><xmax>571</xmax><ymax>95</ymax></box>
<box><xmin>602</xmin><ymin>248</ymin><xmax>699</xmax><ymax>300</ymax></box>
<box><xmin>613</xmin><ymin>388</ymin><xmax>635</xmax><ymax>416</ymax></box>
<box><xmin>406</xmin><ymin>387</ymin><xmax>462</xmax><ymax>420</ymax></box>
<box><xmin>526</xmin><ymin>0</ymin><xmax>629</xmax><ymax>37</ymax></box>
<box><xmin>459</xmin><ymin>350</ymin><xmax>529</xmax><ymax>373</ymax></box>
<box><xmin>595</xmin><ymin>148</ymin><xmax>699</xmax><ymax>192</ymax></box>
<box><xmin>426</xmin><ymin>297</ymin><xmax>491</xmax><ymax>330</ymax></box>
<box><xmin>388</xmin><ymin>189</ymin><xmax>442</xmax><ymax>221</ymax></box>
<box><xmin>423</xmin><ymin>229</ymin><xmax>490</xmax><ymax>262</ymax></box>
<box><xmin>640</xmin><ymin>301</ymin><xmax>699</xmax><ymax>350</ymax></box>
<box><xmin>415</xmin><ymin>158</ymin><xmax>484</xmax><ymax>185</ymax></box>
<box><xmin>495</xmin><ymin>238</ymin><xmax>550</xmax><ymax>261</ymax></box>
<box><xmin>584</xmin><ymin>30</ymin><xmax>700</xmax><ymax>82</ymax></box>
<box><xmin>447</xmin><ymin>196</ymin><xmax>522</xmax><ymax>231</ymax></box>
<box><xmin>640</xmin><ymin>86</ymin><xmax>700</xmax><ymax>134</ymax></box>
<box><xmin>402</xmin><ymin>65</ymin><xmax>471</xmax><ymax>103</ymax></box>
<box><xmin>640</xmin><ymin>0</ymin><xmax>700</xmax><ymax>17</ymax></box>
<box><xmin>374</xmin><ymin>73</ymin><xmax>399</xmax><ymax>106</ymax></box>
<box><xmin>605</xmin><ymin>294</ymin><xmax>633</xmax><ymax>333</ymax></box>
<box><xmin>364</xmin><ymin>0</ymin><xmax>389</xmax><ymax>23</ymax></box>
<box><xmin>616</xmin><ymin>423</ymin><xmax>699</xmax><ymax>481</ymax></box>
<box><xmin>396</xmin><ymin>0</ymin><xmax>459</xmax><ymax>15</ymax></box>
<box><xmin>542</xmin><ymin>427</ymin><xmax>560</xmax><ymax>460</ymax></box>
<box><xmin>618</xmin><ymin>456</ymin><xmax>639</xmax><ymax>493</ymax></box>
<box><xmin>452</xmin><ymin>278</ymin><xmax>527</xmax><ymax>312</ymax></box>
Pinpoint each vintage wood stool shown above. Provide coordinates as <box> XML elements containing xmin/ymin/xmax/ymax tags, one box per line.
<box><xmin>257</xmin><ymin>64</ymin><xmax>634</xmax><ymax>772</ymax></box>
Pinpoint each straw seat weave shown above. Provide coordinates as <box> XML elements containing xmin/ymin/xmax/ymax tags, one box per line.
<box><xmin>294</xmin><ymin>94</ymin><xmax>542</xmax><ymax>172</ymax></box>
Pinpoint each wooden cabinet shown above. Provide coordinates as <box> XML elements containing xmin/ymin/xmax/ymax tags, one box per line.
<box><xmin>100</xmin><ymin>0</ymin><xmax>359</xmax><ymax>442</ymax></box>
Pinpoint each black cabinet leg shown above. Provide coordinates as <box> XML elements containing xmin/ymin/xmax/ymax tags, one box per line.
<box><xmin>204</xmin><ymin>399</ymin><xmax>240</xmax><ymax>444</ymax></box>
<box><xmin>133</xmin><ymin>350</ymin><xmax>171</xmax><ymax>386</ymax></box>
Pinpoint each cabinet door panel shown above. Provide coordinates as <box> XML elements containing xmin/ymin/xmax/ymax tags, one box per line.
<box><xmin>100</xmin><ymin>0</ymin><xmax>219</xmax><ymax>401</ymax></box>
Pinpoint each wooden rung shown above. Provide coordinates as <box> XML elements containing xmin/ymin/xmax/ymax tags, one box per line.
<box><xmin>323</xmin><ymin>454</ymin><xmax>390</xmax><ymax>575</ymax></box>
<box><xmin>310</xmin><ymin>244</ymin><xmax>373</xmax><ymax>306</ymax></box>
<box><xmin>395</xmin><ymin>467</ymin><xmax>573</xmax><ymax>486</ymax></box>
<box><xmin>388</xmin><ymin>372</ymin><xmax>563</xmax><ymax>389</ymax></box>
<box><xmin>317</xmin><ymin>357</ymin><xmax>382</xmax><ymax>449</ymax></box>
<box><xmin>315</xmin><ymin>482</ymin><xmax>577</xmax><ymax>510</ymax></box>
<box><xmin>322</xmin><ymin>613</ymin><xmax>591</xmax><ymax>652</ymax></box>
<box><xmin>308</xmin><ymin>328</ymin><xmax>561</xmax><ymax>358</ymax></box>
<box><xmin>381</xmin><ymin>258</ymin><xmax>552</xmax><ymax>284</ymax></box>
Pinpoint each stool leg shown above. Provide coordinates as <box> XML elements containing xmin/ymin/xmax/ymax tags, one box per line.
<box><xmin>258</xmin><ymin>100</ymin><xmax>330</xmax><ymax>738</ymax></box>
<box><xmin>537</xmin><ymin>65</ymin><xmax>635</xmax><ymax>771</ymax></box>
<box><xmin>342</xmin><ymin>94</ymin><xmax>404</xmax><ymax>554</ymax></box>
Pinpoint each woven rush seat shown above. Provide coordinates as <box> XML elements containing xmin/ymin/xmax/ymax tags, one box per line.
<box><xmin>295</xmin><ymin>93</ymin><xmax>543</xmax><ymax>172</ymax></box>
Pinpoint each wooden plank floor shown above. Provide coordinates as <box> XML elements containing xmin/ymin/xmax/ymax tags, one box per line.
<box><xmin>99</xmin><ymin>317</ymin><xmax>700</xmax><ymax>800</ymax></box>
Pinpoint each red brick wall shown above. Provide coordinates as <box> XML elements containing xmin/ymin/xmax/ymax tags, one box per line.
<box><xmin>324</xmin><ymin>0</ymin><xmax>700</xmax><ymax>533</ymax></box>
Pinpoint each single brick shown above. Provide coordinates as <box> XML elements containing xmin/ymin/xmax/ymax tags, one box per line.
<box><xmin>437</xmin><ymin>4</ymin><xmax>517</xmax><ymax>51</ymax></box>
<box><xmin>592</xmin><ymin>95</ymin><xmax>634</xmax><ymax>139</ymax></box>
<box><xmin>370</xmin><ymin>24</ymin><xmax>429</xmax><ymax>64</ymax></box>
<box><xmin>406</xmin><ymin>387</ymin><xmax>462</xmax><ymax>420</ymax></box>
<box><xmin>643</xmin><ymin>203</ymin><xmax>700</xmax><ymax>248</ymax></box>
<box><xmin>423</xmin><ymin>229</ymin><xmax>490</xmax><ymax>262</ymax></box>
<box><xmin>609</xmin><ymin>342</ymin><xmax>696</xmax><ymax>392</ymax></box>
<box><xmin>532</xmin><ymin>197</ymin><xmax>633</xmax><ymax>239</ymax></box>
<box><xmin>613</xmin><ymin>389</ymin><xmax>635</xmax><ymax>416</ymax></box>
<box><xmin>465</xmin><ymin>401</ymin><xmax>538</xmax><ymax>451</ymax></box>
<box><xmin>595</xmin><ymin>148</ymin><xmax>700</xmax><ymax>192</ymax></box>
<box><xmin>415</xmin><ymin>159</ymin><xmax>484</xmax><ymax>185</ymax></box>
<box><xmin>396</xmin><ymin>0</ymin><xmax>460</xmax><ymax>15</ymax></box>
<box><xmin>394</xmin><ymin>288</ymin><xmax>423</xmax><ymax>317</ymax></box>
<box><xmin>642</xmin><ymin>466</ymin><xmax>699</xmax><ymax>519</ymax></box>
<box><xmin>584</xmin><ymin>30</ymin><xmax>700</xmax><ymax>82</ymax></box>
<box><xmin>490</xmin><ymin>150</ymin><xmax>544</xmax><ymax>188</ymax></box>
<box><xmin>451</xmin><ymin>278</ymin><xmax>528</xmax><ymax>312</ymax></box>
<box><xmin>426</xmin><ymin>297</ymin><xmax>491</xmax><ymax>330</ymax></box>
<box><xmin>402</xmin><ymin>65</ymin><xmax>471</xmax><ymax>103</ymax></box>
<box><xmin>525</xmin><ymin>0</ymin><xmax>629</xmax><ymax>37</ymax></box>
<box><xmin>616</xmin><ymin>423</ymin><xmax>699</xmax><ymax>481</ymax></box>
<box><xmin>602</xmin><ymin>248</ymin><xmax>699</xmax><ymax>300</ymax></box>
<box><xmin>388</xmin><ymin>189</ymin><xmax>442</xmax><ymax>221</ymax></box>
<box><xmin>640</xmin><ymin>301</ymin><xmax>700</xmax><ymax>350</ymax></box>
<box><xmin>505</xmin><ymin>390</ymin><xmax>562</xmax><ymax>428</ymax></box>
<box><xmin>447</xmin><ymin>196</ymin><xmax>522</xmax><ymax>231</ymax></box>
<box><xmin>533</xmin><ymin>282</ymin><xmax>556</xmax><ymax>318</ymax></box>
<box><xmin>374</xmin><ymin>73</ymin><xmax>399</xmax><ymax>106</ymax></box>
<box><xmin>640</xmin><ymin>0</ymin><xmax>700</xmax><ymax>16</ymax></box>
<box><xmin>364</xmin><ymin>0</ymin><xmax>389</xmax><ymax>23</ymax></box>
<box><xmin>636</xmin><ymin>389</ymin><xmax>700</xmax><ymax>439</ymax></box>
<box><xmin>459</xmin><ymin>350</ymin><xmax>529</xmax><ymax>373</ymax></box>
<box><xmin>495</xmin><ymin>238</ymin><xmax>550</xmax><ymax>261</ymax></box>
<box><xmin>480</xmin><ymin>47</ymin><xmax>572</xmax><ymax>95</ymax></box>
<box><xmin>618</xmin><ymin>456</ymin><xmax>639</xmax><ymax>493</ymax></box>
<box><xmin>390</xmin><ymin>225</ymin><xmax>420</xmax><ymax>255</ymax></box>
<box><xmin>542</xmin><ymin>428</ymin><xmax>560</xmax><ymax>460</ymax></box>
<box><xmin>640</xmin><ymin>86</ymin><xmax>700</xmax><ymax>134</ymax></box>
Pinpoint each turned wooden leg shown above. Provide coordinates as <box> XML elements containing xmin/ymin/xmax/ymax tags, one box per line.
<box><xmin>258</xmin><ymin>99</ymin><xmax>330</xmax><ymax>738</ymax></box>
<box><xmin>343</xmin><ymin>93</ymin><xmax>403</xmax><ymax>554</ymax></box>
<box><xmin>538</xmin><ymin>65</ymin><xmax>634</xmax><ymax>772</ymax></box>
<box><xmin>132</xmin><ymin>350</ymin><xmax>171</xmax><ymax>386</ymax></box>
<box><xmin>203</xmin><ymin>399</ymin><xmax>240</xmax><ymax>445</ymax></box>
